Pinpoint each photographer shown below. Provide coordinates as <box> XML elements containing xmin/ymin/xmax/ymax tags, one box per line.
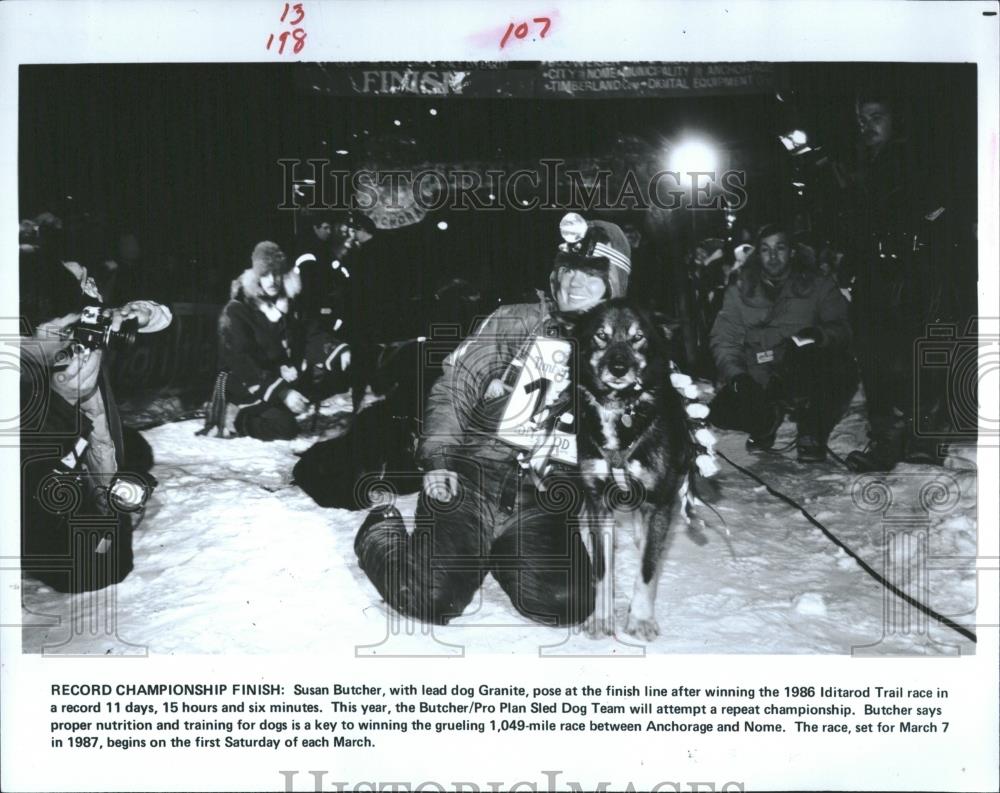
<box><xmin>20</xmin><ymin>246</ymin><xmax>172</xmax><ymax>592</ymax></box>
<box><xmin>708</xmin><ymin>223</ymin><xmax>856</xmax><ymax>462</ymax></box>
<box><xmin>204</xmin><ymin>241</ymin><xmax>350</xmax><ymax>441</ymax></box>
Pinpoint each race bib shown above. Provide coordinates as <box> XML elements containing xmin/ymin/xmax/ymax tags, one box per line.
<box><xmin>756</xmin><ymin>349</ymin><xmax>775</xmax><ymax>364</ymax></box>
<box><xmin>495</xmin><ymin>336</ymin><xmax>577</xmax><ymax>466</ymax></box>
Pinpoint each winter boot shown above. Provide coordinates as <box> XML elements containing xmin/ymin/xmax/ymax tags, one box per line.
<box><xmin>846</xmin><ymin>430</ymin><xmax>906</xmax><ymax>473</ymax></box>
<box><xmin>903</xmin><ymin>435</ymin><xmax>948</xmax><ymax>466</ymax></box>
<box><xmin>354</xmin><ymin>504</ymin><xmax>407</xmax><ymax>561</ymax></box>
<box><xmin>745</xmin><ymin>403</ymin><xmax>783</xmax><ymax>454</ymax></box>
<box><xmin>354</xmin><ymin>504</ymin><xmax>433</xmax><ymax>622</ymax></box>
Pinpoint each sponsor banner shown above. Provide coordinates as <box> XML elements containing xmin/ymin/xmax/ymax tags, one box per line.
<box><xmin>300</xmin><ymin>62</ymin><xmax>777</xmax><ymax>99</ymax></box>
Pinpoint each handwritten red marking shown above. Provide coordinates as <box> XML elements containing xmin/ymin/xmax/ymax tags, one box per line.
<box><xmin>268</xmin><ymin>2</ymin><xmax>307</xmax><ymax>55</ymax></box>
<box><xmin>499</xmin><ymin>16</ymin><xmax>551</xmax><ymax>48</ymax></box>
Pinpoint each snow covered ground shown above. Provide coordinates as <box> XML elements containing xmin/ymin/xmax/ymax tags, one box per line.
<box><xmin>20</xmin><ymin>389</ymin><xmax>978</xmax><ymax>656</ymax></box>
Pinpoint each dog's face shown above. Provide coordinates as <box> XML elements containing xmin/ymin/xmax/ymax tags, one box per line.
<box><xmin>573</xmin><ymin>300</ymin><xmax>666</xmax><ymax>395</ymax></box>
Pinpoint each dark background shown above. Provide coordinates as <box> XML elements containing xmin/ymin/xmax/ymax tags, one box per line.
<box><xmin>20</xmin><ymin>62</ymin><xmax>977</xmax><ymax>318</ymax></box>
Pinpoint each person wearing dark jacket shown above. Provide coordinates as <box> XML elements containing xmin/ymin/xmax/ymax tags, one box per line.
<box><xmin>294</xmin><ymin>212</ymin><xmax>375</xmax><ymax>338</ymax></box>
<box><xmin>208</xmin><ymin>241</ymin><xmax>349</xmax><ymax>441</ymax></box>
<box><xmin>354</xmin><ymin>214</ymin><xmax>633</xmax><ymax>628</ymax></box>
<box><xmin>836</xmin><ymin>95</ymin><xmax>963</xmax><ymax>471</ymax></box>
<box><xmin>20</xmin><ymin>235</ymin><xmax>171</xmax><ymax>592</ymax></box>
<box><xmin>708</xmin><ymin>223</ymin><xmax>856</xmax><ymax>462</ymax></box>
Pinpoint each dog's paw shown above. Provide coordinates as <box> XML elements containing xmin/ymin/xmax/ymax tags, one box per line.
<box><xmin>585</xmin><ymin>614</ymin><xmax>616</xmax><ymax>638</ymax></box>
<box><xmin>625</xmin><ymin>612</ymin><xmax>660</xmax><ymax>641</ymax></box>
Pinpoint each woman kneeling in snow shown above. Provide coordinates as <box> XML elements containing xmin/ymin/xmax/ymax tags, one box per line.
<box><xmin>203</xmin><ymin>241</ymin><xmax>350</xmax><ymax>441</ymax></box>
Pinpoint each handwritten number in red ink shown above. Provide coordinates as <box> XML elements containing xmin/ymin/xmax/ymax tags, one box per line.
<box><xmin>500</xmin><ymin>17</ymin><xmax>551</xmax><ymax>49</ymax></box>
<box><xmin>282</xmin><ymin>2</ymin><xmax>305</xmax><ymax>24</ymax></box>
<box><xmin>500</xmin><ymin>23</ymin><xmax>515</xmax><ymax>49</ymax></box>
<box><xmin>268</xmin><ymin>2</ymin><xmax>306</xmax><ymax>54</ymax></box>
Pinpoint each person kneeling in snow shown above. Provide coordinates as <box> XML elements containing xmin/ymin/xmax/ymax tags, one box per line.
<box><xmin>203</xmin><ymin>241</ymin><xmax>350</xmax><ymax>441</ymax></box>
<box><xmin>353</xmin><ymin>214</ymin><xmax>636</xmax><ymax>627</ymax></box>
<box><xmin>708</xmin><ymin>223</ymin><xmax>857</xmax><ymax>463</ymax></box>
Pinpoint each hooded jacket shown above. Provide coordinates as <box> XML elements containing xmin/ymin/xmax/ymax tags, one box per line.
<box><xmin>709</xmin><ymin>250</ymin><xmax>851</xmax><ymax>387</ymax></box>
<box><xmin>217</xmin><ymin>267</ymin><xmax>305</xmax><ymax>406</ymax></box>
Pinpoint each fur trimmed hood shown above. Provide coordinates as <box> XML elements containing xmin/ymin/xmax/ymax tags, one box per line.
<box><xmin>230</xmin><ymin>267</ymin><xmax>302</xmax><ymax>319</ymax></box>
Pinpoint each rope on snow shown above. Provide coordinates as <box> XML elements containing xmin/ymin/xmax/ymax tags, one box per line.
<box><xmin>716</xmin><ymin>448</ymin><xmax>977</xmax><ymax>645</ymax></box>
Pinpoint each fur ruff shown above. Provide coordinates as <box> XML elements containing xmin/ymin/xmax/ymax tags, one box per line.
<box><xmin>230</xmin><ymin>267</ymin><xmax>302</xmax><ymax>320</ymax></box>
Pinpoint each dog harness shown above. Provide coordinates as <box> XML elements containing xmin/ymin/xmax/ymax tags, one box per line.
<box><xmin>581</xmin><ymin>384</ymin><xmax>652</xmax><ymax>490</ymax></box>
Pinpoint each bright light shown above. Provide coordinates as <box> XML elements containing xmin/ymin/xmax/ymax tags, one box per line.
<box><xmin>335</xmin><ymin>149</ymin><xmax>349</xmax><ymax>155</ymax></box>
<box><xmin>393</xmin><ymin>119</ymin><xmax>402</xmax><ymax>126</ymax></box>
<box><xmin>429</xmin><ymin>108</ymin><xmax>438</xmax><ymax>116</ymax></box>
<box><xmin>437</xmin><ymin>221</ymin><xmax>448</xmax><ymax>231</ymax></box>
<box><xmin>668</xmin><ymin>138</ymin><xmax>718</xmax><ymax>178</ymax></box>
<box><xmin>779</xmin><ymin>130</ymin><xmax>811</xmax><ymax>155</ymax></box>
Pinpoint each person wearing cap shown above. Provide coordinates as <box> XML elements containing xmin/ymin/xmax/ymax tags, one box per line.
<box><xmin>205</xmin><ymin>241</ymin><xmax>350</xmax><ymax>441</ymax></box>
<box><xmin>353</xmin><ymin>214</ymin><xmax>632</xmax><ymax>627</ymax></box>
<box><xmin>708</xmin><ymin>222</ymin><xmax>856</xmax><ymax>462</ymax></box>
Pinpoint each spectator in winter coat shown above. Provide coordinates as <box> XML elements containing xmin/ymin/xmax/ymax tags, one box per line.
<box><xmin>837</xmin><ymin>93</ymin><xmax>965</xmax><ymax>471</ymax></box>
<box><xmin>354</xmin><ymin>213</ymin><xmax>633</xmax><ymax>627</ymax></box>
<box><xmin>207</xmin><ymin>241</ymin><xmax>350</xmax><ymax>441</ymax></box>
<box><xmin>20</xmin><ymin>231</ymin><xmax>171</xmax><ymax>592</ymax></box>
<box><xmin>708</xmin><ymin>223</ymin><xmax>856</xmax><ymax>462</ymax></box>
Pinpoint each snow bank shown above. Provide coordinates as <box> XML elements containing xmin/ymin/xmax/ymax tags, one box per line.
<box><xmin>20</xmin><ymin>391</ymin><xmax>978</xmax><ymax>656</ymax></box>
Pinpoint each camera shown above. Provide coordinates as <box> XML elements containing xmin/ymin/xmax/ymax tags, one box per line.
<box><xmin>913</xmin><ymin>318</ymin><xmax>998</xmax><ymax>438</ymax></box>
<box><xmin>71</xmin><ymin>305</ymin><xmax>139</xmax><ymax>352</ymax></box>
<box><xmin>108</xmin><ymin>474</ymin><xmax>152</xmax><ymax>513</ymax></box>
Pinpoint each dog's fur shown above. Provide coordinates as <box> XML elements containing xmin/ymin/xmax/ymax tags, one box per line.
<box><xmin>568</xmin><ymin>299</ymin><xmax>694</xmax><ymax>640</ymax></box>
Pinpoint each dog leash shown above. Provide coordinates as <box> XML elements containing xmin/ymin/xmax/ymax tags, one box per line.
<box><xmin>715</xmin><ymin>448</ymin><xmax>977</xmax><ymax>645</ymax></box>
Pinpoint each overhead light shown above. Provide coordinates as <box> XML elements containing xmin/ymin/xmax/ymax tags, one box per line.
<box><xmin>666</xmin><ymin>136</ymin><xmax>719</xmax><ymax>191</ymax></box>
<box><xmin>393</xmin><ymin>119</ymin><xmax>402</xmax><ymax>127</ymax></box>
<box><xmin>668</xmin><ymin>138</ymin><xmax>717</xmax><ymax>174</ymax></box>
<box><xmin>429</xmin><ymin>108</ymin><xmax>438</xmax><ymax>116</ymax></box>
<box><xmin>335</xmin><ymin>149</ymin><xmax>349</xmax><ymax>155</ymax></box>
<box><xmin>437</xmin><ymin>221</ymin><xmax>448</xmax><ymax>231</ymax></box>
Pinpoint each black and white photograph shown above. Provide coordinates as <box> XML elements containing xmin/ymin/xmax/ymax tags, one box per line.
<box><xmin>2</xmin><ymin>2</ymin><xmax>997</xmax><ymax>792</ymax></box>
<box><xmin>14</xmin><ymin>58</ymin><xmax>983</xmax><ymax>655</ymax></box>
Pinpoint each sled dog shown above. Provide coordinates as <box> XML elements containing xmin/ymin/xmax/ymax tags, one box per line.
<box><xmin>570</xmin><ymin>299</ymin><xmax>694</xmax><ymax>640</ymax></box>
